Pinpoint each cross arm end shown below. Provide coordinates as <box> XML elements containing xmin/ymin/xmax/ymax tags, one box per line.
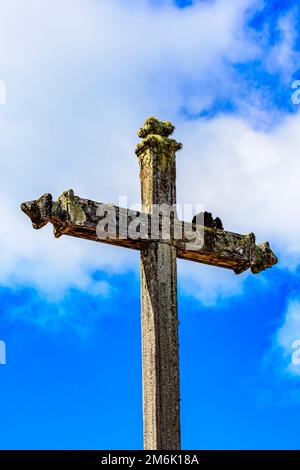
<box><xmin>249</xmin><ymin>241</ymin><xmax>278</xmax><ymax>274</ymax></box>
<box><xmin>21</xmin><ymin>193</ymin><xmax>53</xmax><ymax>230</ymax></box>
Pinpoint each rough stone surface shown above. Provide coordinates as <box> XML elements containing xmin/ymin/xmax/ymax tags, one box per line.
<box><xmin>251</xmin><ymin>241</ymin><xmax>278</xmax><ymax>274</ymax></box>
<box><xmin>140</xmin><ymin>242</ymin><xmax>180</xmax><ymax>450</ymax></box>
<box><xmin>137</xmin><ymin>116</ymin><xmax>175</xmax><ymax>139</ymax></box>
<box><xmin>20</xmin><ymin>116</ymin><xmax>278</xmax><ymax>451</ymax></box>
<box><xmin>192</xmin><ymin>211</ymin><xmax>223</xmax><ymax>230</ymax></box>
<box><xmin>138</xmin><ymin>118</ymin><xmax>181</xmax><ymax>450</ymax></box>
<box><xmin>21</xmin><ymin>193</ymin><xmax>53</xmax><ymax>229</ymax></box>
<box><xmin>21</xmin><ymin>194</ymin><xmax>278</xmax><ymax>274</ymax></box>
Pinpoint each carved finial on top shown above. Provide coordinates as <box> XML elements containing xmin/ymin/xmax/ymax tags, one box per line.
<box><xmin>138</xmin><ymin>117</ymin><xmax>175</xmax><ymax>138</ymax></box>
<box><xmin>136</xmin><ymin>117</ymin><xmax>182</xmax><ymax>157</ymax></box>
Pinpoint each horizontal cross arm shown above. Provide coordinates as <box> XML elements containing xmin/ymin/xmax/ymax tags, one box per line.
<box><xmin>21</xmin><ymin>190</ymin><xmax>277</xmax><ymax>274</ymax></box>
<box><xmin>21</xmin><ymin>190</ymin><xmax>149</xmax><ymax>251</ymax></box>
<box><xmin>174</xmin><ymin>224</ymin><xmax>277</xmax><ymax>274</ymax></box>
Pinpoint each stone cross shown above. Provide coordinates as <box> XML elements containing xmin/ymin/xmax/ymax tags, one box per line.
<box><xmin>21</xmin><ymin>117</ymin><xmax>277</xmax><ymax>450</ymax></box>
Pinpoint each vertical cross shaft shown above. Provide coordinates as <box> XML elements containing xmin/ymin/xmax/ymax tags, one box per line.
<box><xmin>136</xmin><ymin>118</ymin><xmax>182</xmax><ymax>450</ymax></box>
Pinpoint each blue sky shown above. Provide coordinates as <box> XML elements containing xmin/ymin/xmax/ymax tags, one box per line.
<box><xmin>1</xmin><ymin>0</ymin><xmax>300</xmax><ymax>449</ymax></box>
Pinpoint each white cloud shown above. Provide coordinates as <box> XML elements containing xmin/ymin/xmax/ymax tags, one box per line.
<box><xmin>266</xmin><ymin>10</ymin><xmax>300</xmax><ymax>82</ymax></box>
<box><xmin>177</xmin><ymin>112</ymin><xmax>300</xmax><ymax>264</ymax></box>
<box><xmin>0</xmin><ymin>0</ymin><xmax>298</xmax><ymax>305</ymax></box>
<box><xmin>178</xmin><ymin>259</ymin><xmax>246</xmax><ymax>306</ymax></box>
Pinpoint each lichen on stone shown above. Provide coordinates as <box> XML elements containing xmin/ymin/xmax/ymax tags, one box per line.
<box><xmin>251</xmin><ymin>241</ymin><xmax>278</xmax><ymax>274</ymax></box>
<box><xmin>20</xmin><ymin>193</ymin><xmax>52</xmax><ymax>229</ymax></box>
<box><xmin>241</xmin><ymin>232</ymin><xmax>256</xmax><ymax>246</ymax></box>
<box><xmin>136</xmin><ymin>134</ymin><xmax>182</xmax><ymax>157</ymax></box>
<box><xmin>136</xmin><ymin>117</ymin><xmax>182</xmax><ymax>160</ymax></box>
<box><xmin>138</xmin><ymin>117</ymin><xmax>175</xmax><ymax>138</ymax></box>
<box><xmin>56</xmin><ymin>189</ymin><xmax>86</xmax><ymax>225</ymax></box>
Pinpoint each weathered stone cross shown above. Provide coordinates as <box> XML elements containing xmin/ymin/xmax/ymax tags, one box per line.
<box><xmin>21</xmin><ymin>117</ymin><xmax>277</xmax><ymax>450</ymax></box>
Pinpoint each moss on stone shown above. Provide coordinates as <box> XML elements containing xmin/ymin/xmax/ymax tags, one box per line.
<box><xmin>136</xmin><ymin>134</ymin><xmax>182</xmax><ymax>157</ymax></box>
<box><xmin>251</xmin><ymin>241</ymin><xmax>278</xmax><ymax>274</ymax></box>
<box><xmin>57</xmin><ymin>189</ymin><xmax>86</xmax><ymax>225</ymax></box>
<box><xmin>138</xmin><ymin>117</ymin><xmax>175</xmax><ymax>138</ymax></box>
<box><xmin>241</xmin><ymin>232</ymin><xmax>256</xmax><ymax>246</ymax></box>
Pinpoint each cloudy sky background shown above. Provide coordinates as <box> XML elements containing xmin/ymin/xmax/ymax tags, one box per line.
<box><xmin>1</xmin><ymin>0</ymin><xmax>300</xmax><ymax>449</ymax></box>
